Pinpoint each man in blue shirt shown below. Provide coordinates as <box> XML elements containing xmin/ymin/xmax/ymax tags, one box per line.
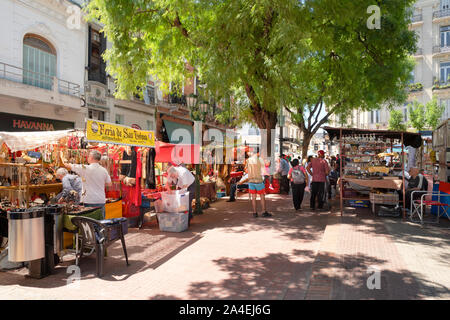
<box><xmin>278</xmin><ymin>154</ymin><xmax>291</xmax><ymax>194</ymax></box>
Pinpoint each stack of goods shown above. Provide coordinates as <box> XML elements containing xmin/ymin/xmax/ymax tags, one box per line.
<box><xmin>155</xmin><ymin>190</ymin><xmax>190</xmax><ymax>232</ymax></box>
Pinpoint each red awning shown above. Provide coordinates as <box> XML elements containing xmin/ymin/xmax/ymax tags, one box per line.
<box><xmin>155</xmin><ymin>141</ymin><xmax>201</xmax><ymax>164</ymax></box>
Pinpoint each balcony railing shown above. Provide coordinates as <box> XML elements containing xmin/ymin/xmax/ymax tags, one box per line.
<box><xmin>0</xmin><ymin>62</ymin><xmax>80</xmax><ymax>97</ymax></box>
<box><xmin>433</xmin><ymin>9</ymin><xmax>450</xmax><ymax>19</ymax></box>
<box><xmin>433</xmin><ymin>45</ymin><xmax>450</xmax><ymax>54</ymax></box>
<box><xmin>165</xmin><ymin>93</ymin><xmax>187</xmax><ymax>106</ymax></box>
<box><xmin>411</xmin><ymin>14</ymin><xmax>423</xmax><ymax>23</ymax></box>
<box><xmin>432</xmin><ymin>81</ymin><xmax>450</xmax><ymax>91</ymax></box>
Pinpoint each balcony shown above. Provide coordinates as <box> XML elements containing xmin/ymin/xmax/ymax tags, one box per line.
<box><xmin>0</xmin><ymin>62</ymin><xmax>81</xmax><ymax>109</ymax></box>
<box><xmin>433</xmin><ymin>45</ymin><xmax>450</xmax><ymax>55</ymax></box>
<box><xmin>411</xmin><ymin>14</ymin><xmax>423</xmax><ymax>23</ymax></box>
<box><xmin>433</xmin><ymin>9</ymin><xmax>450</xmax><ymax>20</ymax></box>
<box><xmin>408</xmin><ymin>82</ymin><xmax>423</xmax><ymax>93</ymax></box>
<box><xmin>432</xmin><ymin>81</ymin><xmax>450</xmax><ymax>91</ymax></box>
<box><xmin>414</xmin><ymin>48</ymin><xmax>423</xmax><ymax>56</ymax></box>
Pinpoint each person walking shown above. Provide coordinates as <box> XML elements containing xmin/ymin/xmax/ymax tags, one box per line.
<box><xmin>306</xmin><ymin>150</ymin><xmax>330</xmax><ymax>211</ymax></box>
<box><xmin>246</xmin><ymin>148</ymin><xmax>271</xmax><ymax>218</ymax></box>
<box><xmin>278</xmin><ymin>154</ymin><xmax>290</xmax><ymax>194</ymax></box>
<box><xmin>288</xmin><ymin>158</ymin><xmax>309</xmax><ymax>210</ymax></box>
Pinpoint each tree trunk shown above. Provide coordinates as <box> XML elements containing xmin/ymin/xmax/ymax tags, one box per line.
<box><xmin>301</xmin><ymin>132</ymin><xmax>313</xmax><ymax>159</ymax></box>
<box><xmin>244</xmin><ymin>83</ymin><xmax>278</xmax><ymax>157</ymax></box>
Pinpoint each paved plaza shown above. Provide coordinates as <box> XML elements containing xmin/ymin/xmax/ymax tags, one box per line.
<box><xmin>0</xmin><ymin>194</ymin><xmax>449</xmax><ymax>300</ymax></box>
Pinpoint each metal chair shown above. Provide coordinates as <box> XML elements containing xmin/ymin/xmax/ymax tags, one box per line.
<box><xmin>410</xmin><ymin>183</ymin><xmax>450</xmax><ymax>225</ymax></box>
<box><xmin>71</xmin><ymin>216</ymin><xmax>129</xmax><ymax>277</ymax></box>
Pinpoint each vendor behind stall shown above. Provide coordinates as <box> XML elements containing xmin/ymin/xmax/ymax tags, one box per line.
<box><xmin>60</xmin><ymin>150</ymin><xmax>112</xmax><ymax>218</ymax></box>
<box><xmin>166</xmin><ymin>164</ymin><xmax>196</xmax><ymax>225</ymax></box>
<box><xmin>54</xmin><ymin>168</ymin><xmax>82</xmax><ymax>204</ymax></box>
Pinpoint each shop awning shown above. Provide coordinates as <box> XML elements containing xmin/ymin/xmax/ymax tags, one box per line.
<box><xmin>0</xmin><ymin>129</ymin><xmax>74</xmax><ymax>152</ymax></box>
<box><xmin>323</xmin><ymin>126</ymin><xmax>422</xmax><ymax>148</ymax></box>
<box><xmin>163</xmin><ymin>120</ymin><xmax>194</xmax><ymax>144</ymax></box>
<box><xmin>155</xmin><ymin>141</ymin><xmax>201</xmax><ymax>164</ymax></box>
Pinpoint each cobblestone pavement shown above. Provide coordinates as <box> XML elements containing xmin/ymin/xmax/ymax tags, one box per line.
<box><xmin>0</xmin><ymin>193</ymin><xmax>448</xmax><ymax>300</ymax></box>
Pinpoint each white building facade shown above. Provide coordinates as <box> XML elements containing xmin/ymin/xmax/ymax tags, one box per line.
<box><xmin>0</xmin><ymin>0</ymin><xmax>87</xmax><ymax>130</ymax></box>
<box><xmin>330</xmin><ymin>0</ymin><xmax>450</xmax><ymax>130</ymax></box>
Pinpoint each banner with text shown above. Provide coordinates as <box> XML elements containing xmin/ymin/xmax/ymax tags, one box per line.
<box><xmin>86</xmin><ymin>120</ymin><xmax>155</xmax><ymax>147</ymax></box>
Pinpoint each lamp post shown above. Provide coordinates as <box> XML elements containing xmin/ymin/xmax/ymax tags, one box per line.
<box><xmin>186</xmin><ymin>94</ymin><xmax>209</xmax><ymax>215</ymax></box>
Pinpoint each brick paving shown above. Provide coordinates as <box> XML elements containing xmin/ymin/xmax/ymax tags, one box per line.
<box><xmin>0</xmin><ymin>193</ymin><xmax>448</xmax><ymax>299</ymax></box>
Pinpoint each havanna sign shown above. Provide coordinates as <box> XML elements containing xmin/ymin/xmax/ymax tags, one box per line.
<box><xmin>86</xmin><ymin>119</ymin><xmax>155</xmax><ymax>147</ymax></box>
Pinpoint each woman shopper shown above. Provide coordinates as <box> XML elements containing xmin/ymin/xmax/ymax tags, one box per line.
<box><xmin>288</xmin><ymin>159</ymin><xmax>309</xmax><ymax>211</ymax></box>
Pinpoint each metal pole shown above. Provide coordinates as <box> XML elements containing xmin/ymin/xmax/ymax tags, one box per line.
<box><xmin>401</xmin><ymin>133</ymin><xmax>406</xmax><ymax>220</ymax></box>
<box><xmin>340</xmin><ymin>128</ymin><xmax>343</xmax><ymax>216</ymax></box>
<box><xmin>195</xmin><ymin>163</ymin><xmax>202</xmax><ymax>215</ymax></box>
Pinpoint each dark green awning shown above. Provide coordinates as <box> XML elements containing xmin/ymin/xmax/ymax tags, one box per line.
<box><xmin>163</xmin><ymin>119</ymin><xmax>194</xmax><ymax>144</ymax></box>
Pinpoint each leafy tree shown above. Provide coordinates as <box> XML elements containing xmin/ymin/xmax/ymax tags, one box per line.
<box><xmin>408</xmin><ymin>100</ymin><xmax>426</xmax><ymax>132</ymax></box>
<box><xmin>425</xmin><ymin>97</ymin><xmax>445</xmax><ymax>130</ymax></box>
<box><xmin>85</xmin><ymin>0</ymin><xmax>416</xmax><ymax>157</ymax></box>
<box><xmin>388</xmin><ymin>109</ymin><xmax>407</xmax><ymax>131</ymax></box>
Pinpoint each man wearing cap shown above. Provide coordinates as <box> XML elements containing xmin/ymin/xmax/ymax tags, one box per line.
<box><xmin>306</xmin><ymin>150</ymin><xmax>330</xmax><ymax>210</ymax></box>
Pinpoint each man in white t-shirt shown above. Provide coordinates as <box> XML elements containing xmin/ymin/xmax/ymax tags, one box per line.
<box><xmin>61</xmin><ymin>150</ymin><xmax>112</xmax><ymax>218</ymax></box>
<box><xmin>167</xmin><ymin>165</ymin><xmax>196</xmax><ymax>224</ymax></box>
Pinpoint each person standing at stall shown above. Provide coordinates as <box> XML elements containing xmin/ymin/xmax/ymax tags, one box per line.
<box><xmin>306</xmin><ymin>150</ymin><xmax>330</xmax><ymax>211</ymax></box>
<box><xmin>54</xmin><ymin>168</ymin><xmax>83</xmax><ymax>204</ymax></box>
<box><xmin>166</xmin><ymin>165</ymin><xmax>196</xmax><ymax>225</ymax></box>
<box><xmin>60</xmin><ymin>150</ymin><xmax>112</xmax><ymax>218</ymax></box>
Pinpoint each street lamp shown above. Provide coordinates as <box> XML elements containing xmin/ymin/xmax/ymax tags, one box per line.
<box><xmin>186</xmin><ymin>94</ymin><xmax>209</xmax><ymax>215</ymax></box>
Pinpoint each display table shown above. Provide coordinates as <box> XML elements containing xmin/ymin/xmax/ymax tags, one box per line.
<box><xmin>344</xmin><ymin>177</ymin><xmax>403</xmax><ymax>190</ymax></box>
<box><xmin>200</xmin><ymin>182</ymin><xmax>216</xmax><ymax>201</ymax></box>
<box><xmin>63</xmin><ymin>207</ymin><xmax>103</xmax><ymax>231</ymax></box>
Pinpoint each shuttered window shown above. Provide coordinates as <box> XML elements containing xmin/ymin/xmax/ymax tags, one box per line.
<box><xmin>23</xmin><ymin>36</ymin><xmax>56</xmax><ymax>90</ymax></box>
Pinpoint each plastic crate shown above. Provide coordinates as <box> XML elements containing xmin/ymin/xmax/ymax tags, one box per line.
<box><xmin>369</xmin><ymin>192</ymin><xmax>399</xmax><ymax>205</ymax></box>
<box><xmin>157</xmin><ymin>212</ymin><xmax>188</xmax><ymax>232</ymax></box>
<box><xmin>161</xmin><ymin>190</ymin><xmax>190</xmax><ymax>213</ymax></box>
<box><xmin>348</xmin><ymin>200</ymin><xmax>370</xmax><ymax>208</ymax></box>
<box><xmin>217</xmin><ymin>192</ymin><xmax>226</xmax><ymax>198</ymax></box>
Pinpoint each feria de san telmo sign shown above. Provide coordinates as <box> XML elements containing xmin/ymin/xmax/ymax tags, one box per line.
<box><xmin>86</xmin><ymin>119</ymin><xmax>155</xmax><ymax>147</ymax></box>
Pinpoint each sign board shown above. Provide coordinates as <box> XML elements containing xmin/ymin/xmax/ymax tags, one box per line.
<box><xmin>86</xmin><ymin>119</ymin><xmax>155</xmax><ymax>147</ymax></box>
<box><xmin>86</xmin><ymin>82</ymin><xmax>108</xmax><ymax>109</ymax></box>
<box><xmin>0</xmin><ymin>112</ymin><xmax>74</xmax><ymax>132</ymax></box>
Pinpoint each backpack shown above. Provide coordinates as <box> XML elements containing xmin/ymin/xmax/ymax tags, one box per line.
<box><xmin>292</xmin><ymin>167</ymin><xmax>305</xmax><ymax>184</ymax></box>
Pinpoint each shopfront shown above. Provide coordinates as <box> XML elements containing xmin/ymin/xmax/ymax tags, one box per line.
<box><xmin>0</xmin><ymin>112</ymin><xmax>74</xmax><ymax>132</ymax></box>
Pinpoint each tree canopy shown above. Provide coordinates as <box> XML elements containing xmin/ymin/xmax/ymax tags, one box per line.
<box><xmin>85</xmin><ymin>0</ymin><xmax>417</xmax><ymax>156</ymax></box>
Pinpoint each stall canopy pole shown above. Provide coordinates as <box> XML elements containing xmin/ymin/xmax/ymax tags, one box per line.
<box><xmin>339</xmin><ymin>128</ymin><xmax>343</xmax><ymax>217</ymax></box>
<box><xmin>401</xmin><ymin>133</ymin><xmax>406</xmax><ymax>219</ymax></box>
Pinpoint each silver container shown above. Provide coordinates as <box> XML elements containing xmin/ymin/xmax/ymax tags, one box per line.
<box><xmin>44</xmin><ymin>205</ymin><xmax>64</xmax><ymax>254</ymax></box>
<box><xmin>8</xmin><ymin>209</ymin><xmax>45</xmax><ymax>262</ymax></box>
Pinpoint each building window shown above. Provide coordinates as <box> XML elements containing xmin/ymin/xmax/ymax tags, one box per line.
<box><xmin>442</xmin><ymin>0</ymin><xmax>450</xmax><ymax>10</ymax></box>
<box><xmin>248</xmin><ymin>126</ymin><xmax>260</xmax><ymax>136</ymax></box>
<box><xmin>88</xmin><ymin>109</ymin><xmax>105</xmax><ymax>121</ymax></box>
<box><xmin>88</xmin><ymin>27</ymin><xmax>107</xmax><ymax>84</ymax></box>
<box><xmin>147</xmin><ymin>120</ymin><xmax>154</xmax><ymax>131</ymax></box>
<box><xmin>370</xmin><ymin>110</ymin><xmax>380</xmax><ymax>124</ymax></box>
<box><xmin>115</xmin><ymin>114</ymin><xmax>124</xmax><ymax>124</ymax></box>
<box><xmin>146</xmin><ymin>86</ymin><xmax>156</xmax><ymax>105</ymax></box>
<box><xmin>441</xmin><ymin>26</ymin><xmax>450</xmax><ymax>48</ymax></box>
<box><xmin>402</xmin><ymin>103</ymin><xmax>409</xmax><ymax>122</ymax></box>
<box><xmin>440</xmin><ymin>62</ymin><xmax>450</xmax><ymax>83</ymax></box>
<box><xmin>23</xmin><ymin>34</ymin><xmax>56</xmax><ymax>90</ymax></box>
<box><xmin>440</xmin><ymin>99</ymin><xmax>450</xmax><ymax>120</ymax></box>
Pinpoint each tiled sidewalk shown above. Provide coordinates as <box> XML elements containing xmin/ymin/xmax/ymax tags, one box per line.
<box><xmin>0</xmin><ymin>194</ymin><xmax>448</xmax><ymax>299</ymax></box>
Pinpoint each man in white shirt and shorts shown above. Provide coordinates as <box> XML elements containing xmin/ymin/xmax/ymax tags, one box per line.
<box><xmin>245</xmin><ymin>148</ymin><xmax>272</xmax><ymax>218</ymax></box>
<box><xmin>61</xmin><ymin>150</ymin><xmax>112</xmax><ymax>219</ymax></box>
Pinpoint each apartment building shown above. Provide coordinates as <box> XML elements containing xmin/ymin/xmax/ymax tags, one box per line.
<box><xmin>330</xmin><ymin>0</ymin><xmax>450</xmax><ymax>130</ymax></box>
<box><xmin>0</xmin><ymin>0</ymin><xmax>87</xmax><ymax>130</ymax></box>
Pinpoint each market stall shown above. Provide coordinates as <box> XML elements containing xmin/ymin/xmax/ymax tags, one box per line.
<box><xmin>324</xmin><ymin>126</ymin><xmax>422</xmax><ymax>218</ymax></box>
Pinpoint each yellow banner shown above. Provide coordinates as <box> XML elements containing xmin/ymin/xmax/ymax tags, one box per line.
<box><xmin>86</xmin><ymin>120</ymin><xmax>155</xmax><ymax>147</ymax></box>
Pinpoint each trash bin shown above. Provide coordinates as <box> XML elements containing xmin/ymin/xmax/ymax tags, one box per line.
<box><xmin>41</xmin><ymin>205</ymin><xmax>65</xmax><ymax>275</ymax></box>
<box><xmin>8</xmin><ymin>207</ymin><xmax>45</xmax><ymax>262</ymax></box>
